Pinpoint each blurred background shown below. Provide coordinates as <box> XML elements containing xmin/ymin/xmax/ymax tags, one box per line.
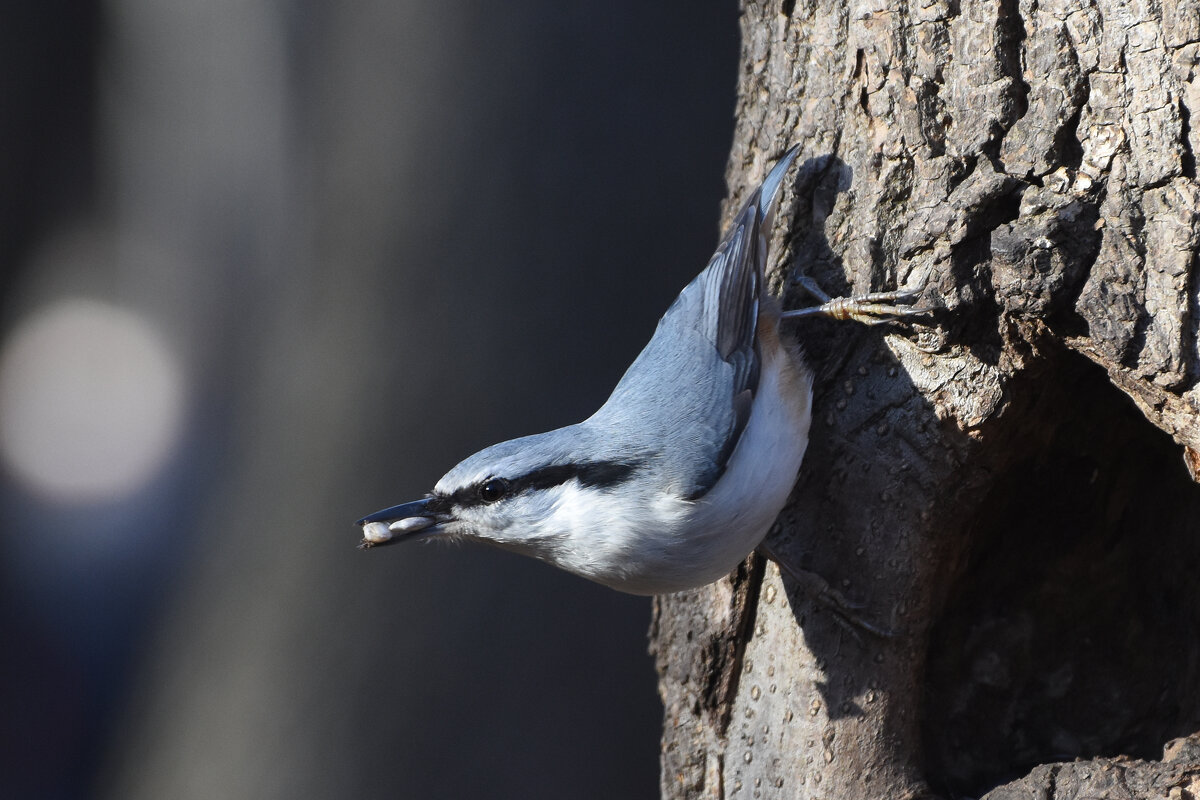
<box><xmin>0</xmin><ymin>2</ymin><xmax>738</xmax><ymax>798</ymax></box>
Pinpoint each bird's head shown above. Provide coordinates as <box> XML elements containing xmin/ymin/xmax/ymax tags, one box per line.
<box><xmin>357</xmin><ymin>426</ymin><xmax>641</xmax><ymax>562</ymax></box>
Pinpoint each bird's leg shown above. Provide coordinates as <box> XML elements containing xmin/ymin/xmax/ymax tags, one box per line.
<box><xmin>782</xmin><ymin>275</ymin><xmax>933</xmax><ymax>326</ymax></box>
<box><xmin>756</xmin><ymin>540</ymin><xmax>896</xmax><ymax>639</ymax></box>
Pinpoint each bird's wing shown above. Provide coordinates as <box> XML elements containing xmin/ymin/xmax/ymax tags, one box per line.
<box><xmin>590</xmin><ymin>147</ymin><xmax>798</xmax><ymax>499</ymax></box>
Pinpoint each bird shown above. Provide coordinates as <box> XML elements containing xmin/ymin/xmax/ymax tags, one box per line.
<box><xmin>356</xmin><ymin>146</ymin><xmax>925</xmax><ymax>598</ymax></box>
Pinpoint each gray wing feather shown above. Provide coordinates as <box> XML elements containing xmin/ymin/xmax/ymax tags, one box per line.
<box><xmin>707</xmin><ymin>220</ymin><xmax>758</xmax><ymax>361</ymax></box>
<box><xmin>587</xmin><ymin>147</ymin><xmax>798</xmax><ymax>499</ymax></box>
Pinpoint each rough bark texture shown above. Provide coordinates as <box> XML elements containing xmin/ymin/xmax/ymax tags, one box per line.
<box><xmin>652</xmin><ymin>0</ymin><xmax>1200</xmax><ymax>798</ymax></box>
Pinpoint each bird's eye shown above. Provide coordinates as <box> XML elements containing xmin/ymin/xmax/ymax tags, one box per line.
<box><xmin>479</xmin><ymin>478</ymin><xmax>509</xmax><ymax>503</ymax></box>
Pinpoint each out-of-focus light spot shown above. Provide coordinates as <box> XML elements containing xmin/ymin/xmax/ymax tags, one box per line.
<box><xmin>0</xmin><ymin>298</ymin><xmax>186</xmax><ymax>504</ymax></box>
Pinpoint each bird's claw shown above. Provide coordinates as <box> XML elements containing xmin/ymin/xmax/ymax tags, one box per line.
<box><xmin>817</xmin><ymin>587</ymin><xmax>897</xmax><ymax>639</ymax></box>
<box><xmin>757</xmin><ymin>543</ymin><xmax>898</xmax><ymax>640</ymax></box>
<box><xmin>782</xmin><ymin>276</ymin><xmax>935</xmax><ymax>326</ymax></box>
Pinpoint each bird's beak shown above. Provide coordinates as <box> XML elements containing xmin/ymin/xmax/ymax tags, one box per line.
<box><xmin>356</xmin><ymin>498</ymin><xmax>446</xmax><ymax>549</ymax></box>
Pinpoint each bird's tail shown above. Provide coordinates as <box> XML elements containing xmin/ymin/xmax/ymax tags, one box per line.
<box><xmin>755</xmin><ymin>144</ymin><xmax>800</xmax><ymax>236</ymax></box>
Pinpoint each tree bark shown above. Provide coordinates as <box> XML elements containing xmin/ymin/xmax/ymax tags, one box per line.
<box><xmin>652</xmin><ymin>1</ymin><xmax>1200</xmax><ymax>798</ymax></box>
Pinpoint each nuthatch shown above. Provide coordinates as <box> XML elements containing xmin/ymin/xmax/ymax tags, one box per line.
<box><xmin>357</xmin><ymin>147</ymin><xmax>925</xmax><ymax>597</ymax></box>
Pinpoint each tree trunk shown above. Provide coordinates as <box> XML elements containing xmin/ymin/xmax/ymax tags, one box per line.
<box><xmin>652</xmin><ymin>1</ymin><xmax>1200</xmax><ymax>798</ymax></box>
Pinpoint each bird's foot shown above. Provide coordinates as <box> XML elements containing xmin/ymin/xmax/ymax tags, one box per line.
<box><xmin>756</xmin><ymin>542</ymin><xmax>897</xmax><ymax>640</ymax></box>
<box><xmin>781</xmin><ymin>276</ymin><xmax>934</xmax><ymax>326</ymax></box>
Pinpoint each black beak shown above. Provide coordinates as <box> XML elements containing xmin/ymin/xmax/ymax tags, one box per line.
<box><xmin>356</xmin><ymin>498</ymin><xmax>442</xmax><ymax>549</ymax></box>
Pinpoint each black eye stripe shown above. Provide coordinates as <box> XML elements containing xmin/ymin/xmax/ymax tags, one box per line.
<box><xmin>440</xmin><ymin>460</ymin><xmax>641</xmax><ymax>510</ymax></box>
<box><xmin>424</xmin><ymin>494</ymin><xmax>453</xmax><ymax>515</ymax></box>
<box><xmin>518</xmin><ymin>461</ymin><xmax>640</xmax><ymax>493</ymax></box>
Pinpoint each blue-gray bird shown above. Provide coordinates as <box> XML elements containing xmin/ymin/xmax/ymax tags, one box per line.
<box><xmin>357</xmin><ymin>147</ymin><xmax>923</xmax><ymax>595</ymax></box>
